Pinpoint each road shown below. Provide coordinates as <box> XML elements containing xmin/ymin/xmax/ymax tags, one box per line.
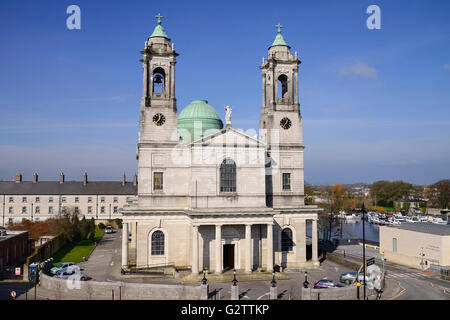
<box><xmin>334</xmin><ymin>245</ymin><xmax>450</xmax><ymax>300</ymax></box>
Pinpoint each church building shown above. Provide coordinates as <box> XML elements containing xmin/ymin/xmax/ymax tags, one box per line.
<box><xmin>121</xmin><ymin>15</ymin><xmax>321</xmax><ymax>274</ymax></box>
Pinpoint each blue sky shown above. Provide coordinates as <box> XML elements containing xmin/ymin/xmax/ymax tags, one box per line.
<box><xmin>0</xmin><ymin>0</ymin><xmax>449</xmax><ymax>185</ymax></box>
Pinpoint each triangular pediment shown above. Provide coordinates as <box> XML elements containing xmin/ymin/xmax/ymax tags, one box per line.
<box><xmin>189</xmin><ymin>127</ymin><xmax>265</xmax><ymax>148</ymax></box>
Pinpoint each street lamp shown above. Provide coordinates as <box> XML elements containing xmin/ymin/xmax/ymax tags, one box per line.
<box><xmin>361</xmin><ymin>202</ymin><xmax>367</xmax><ymax>300</ymax></box>
<box><xmin>271</xmin><ymin>271</ymin><xmax>277</xmax><ymax>287</ymax></box>
<box><xmin>202</xmin><ymin>269</ymin><xmax>208</xmax><ymax>285</ymax></box>
<box><xmin>232</xmin><ymin>269</ymin><xmax>238</xmax><ymax>286</ymax></box>
<box><xmin>303</xmin><ymin>271</ymin><xmax>309</xmax><ymax>288</ymax></box>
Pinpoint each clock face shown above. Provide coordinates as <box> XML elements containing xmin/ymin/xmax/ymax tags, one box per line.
<box><xmin>280</xmin><ymin>117</ymin><xmax>292</xmax><ymax>130</ymax></box>
<box><xmin>153</xmin><ymin>113</ymin><xmax>166</xmax><ymax>126</ymax></box>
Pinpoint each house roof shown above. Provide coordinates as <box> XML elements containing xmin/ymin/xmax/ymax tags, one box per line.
<box><xmin>397</xmin><ymin>222</ymin><xmax>450</xmax><ymax>236</ymax></box>
<box><xmin>0</xmin><ymin>181</ymin><xmax>137</xmax><ymax>195</ymax></box>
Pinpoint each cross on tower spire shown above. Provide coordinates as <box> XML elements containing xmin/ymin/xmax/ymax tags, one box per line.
<box><xmin>276</xmin><ymin>22</ymin><xmax>283</xmax><ymax>33</ymax></box>
<box><xmin>156</xmin><ymin>13</ymin><xmax>163</xmax><ymax>25</ymax></box>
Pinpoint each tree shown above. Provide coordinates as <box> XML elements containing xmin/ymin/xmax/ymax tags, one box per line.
<box><xmin>330</xmin><ymin>183</ymin><xmax>346</xmax><ymax>212</ymax></box>
<box><xmin>370</xmin><ymin>181</ymin><xmax>413</xmax><ymax>207</ymax></box>
<box><xmin>304</xmin><ymin>185</ymin><xmax>315</xmax><ymax>205</ymax></box>
<box><xmin>432</xmin><ymin>180</ymin><xmax>450</xmax><ymax>209</ymax></box>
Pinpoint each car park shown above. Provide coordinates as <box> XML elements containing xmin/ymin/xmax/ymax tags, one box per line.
<box><xmin>50</xmin><ymin>262</ymin><xmax>76</xmax><ymax>275</ymax></box>
<box><xmin>313</xmin><ymin>279</ymin><xmax>344</xmax><ymax>289</ymax></box>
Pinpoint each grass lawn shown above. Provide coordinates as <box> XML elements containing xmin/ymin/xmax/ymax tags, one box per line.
<box><xmin>52</xmin><ymin>228</ymin><xmax>105</xmax><ymax>265</ymax></box>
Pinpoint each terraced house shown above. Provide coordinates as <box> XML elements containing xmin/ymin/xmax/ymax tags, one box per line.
<box><xmin>0</xmin><ymin>172</ymin><xmax>137</xmax><ymax>226</ymax></box>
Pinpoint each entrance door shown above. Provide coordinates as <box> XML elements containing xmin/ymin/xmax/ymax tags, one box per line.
<box><xmin>223</xmin><ymin>244</ymin><xmax>235</xmax><ymax>270</ymax></box>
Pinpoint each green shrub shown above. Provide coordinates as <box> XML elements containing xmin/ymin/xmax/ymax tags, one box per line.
<box><xmin>115</xmin><ymin>218</ymin><xmax>123</xmax><ymax>229</ymax></box>
<box><xmin>98</xmin><ymin>223</ymin><xmax>106</xmax><ymax>229</ymax></box>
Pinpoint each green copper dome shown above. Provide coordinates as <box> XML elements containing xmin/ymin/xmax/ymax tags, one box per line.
<box><xmin>270</xmin><ymin>23</ymin><xmax>289</xmax><ymax>48</ymax></box>
<box><xmin>178</xmin><ymin>100</ymin><xmax>223</xmax><ymax>142</ymax></box>
<box><xmin>149</xmin><ymin>13</ymin><xmax>169</xmax><ymax>39</ymax></box>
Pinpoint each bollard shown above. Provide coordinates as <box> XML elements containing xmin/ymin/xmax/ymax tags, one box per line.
<box><xmin>356</xmin><ymin>282</ymin><xmax>360</xmax><ymax>300</ymax></box>
<box><xmin>269</xmin><ymin>286</ymin><xmax>277</xmax><ymax>300</ymax></box>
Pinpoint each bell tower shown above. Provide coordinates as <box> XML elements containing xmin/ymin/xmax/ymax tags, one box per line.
<box><xmin>138</xmin><ymin>13</ymin><xmax>179</xmax><ymax>144</ymax></box>
<box><xmin>260</xmin><ymin>23</ymin><xmax>305</xmax><ymax>208</ymax></box>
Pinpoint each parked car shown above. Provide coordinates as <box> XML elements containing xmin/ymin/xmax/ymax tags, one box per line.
<box><xmin>55</xmin><ymin>266</ymin><xmax>88</xmax><ymax>281</ymax></box>
<box><xmin>105</xmin><ymin>226</ymin><xmax>114</xmax><ymax>234</ymax></box>
<box><xmin>313</xmin><ymin>279</ymin><xmax>344</xmax><ymax>289</ymax></box>
<box><xmin>50</xmin><ymin>262</ymin><xmax>76</xmax><ymax>275</ymax></box>
<box><xmin>339</xmin><ymin>271</ymin><xmax>369</xmax><ymax>285</ymax></box>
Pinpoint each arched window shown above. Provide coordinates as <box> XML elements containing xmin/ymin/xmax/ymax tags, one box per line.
<box><xmin>281</xmin><ymin>228</ymin><xmax>293</xmax><ymax>252</ymax></box>
<box><xmin>151</xmin><ymin>230</ymin><xmax>165</xmax><ymax>255</ymax></box>
<box><xmin>277</xmin><ymin>74</ymin><xmax>288</xmax><ymax>99</ymax></box>
<box><xmin>220</xmin><ymin>158</ymin><xmax>236</xmax><ymax>192</ymax></box>
<box><xmin>152</xmin><ymin>67</ymin><xmax>165</xmax><ymax>94</ymax></box>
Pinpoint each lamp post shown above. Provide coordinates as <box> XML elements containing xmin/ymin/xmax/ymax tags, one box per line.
<box><xmin>202</xmin><ymin>269</ymin><xmax>208</xmax><ymax>285</ymax></box>
<box><xmin>303</xmin><ymin>271</ymin><xmax>309</xmax><ymax>288</ymax></box>
<box><xmin>420</xmin><ymin>246</ymin><xmax>425</xmax><ymax>271</ymax></box>
<box><xmin>271</xmin><ymin>271</ymin><xmax>277</xmax><ymax>287</ymax></box>
<box><xmin>361</xmin><ymin>202</ymin><xmax>367</xmax><ymax>300</ymax></box>
<box><xmin>232</xmin><ymin>269</ymin><xmax>238</xmax><ymax>286</ymax></box>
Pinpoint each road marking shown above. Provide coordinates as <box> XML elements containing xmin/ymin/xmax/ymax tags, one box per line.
<box><xmin>387</xmin><ymin>280</ymin><xmax>405</xmax><ymax>300</ymax></box>
<box><xmin>257</xmin><ymin>292</ymin><xmax>269</xmax><ymax>300</ymax></box>
<box><xmin>110</xmin><ymin>261</ymin><xmax>114</xmax><ymax>266</ymax></box>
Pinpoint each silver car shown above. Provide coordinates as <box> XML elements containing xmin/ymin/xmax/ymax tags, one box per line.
<box><xmin>55</xmin><ymin>266</ymin><xmax>88</xmax><ymax>281</ymax></box>
<box><xmin>339</xmin><ymin>271</ymin><xmax>369</xmax><ymax>285</ymax></box>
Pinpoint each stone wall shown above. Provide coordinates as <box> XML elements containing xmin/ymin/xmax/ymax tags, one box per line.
<box><xmin>39</xmin><ymin>272</ymin><xmax>203</xmax><ymax>300</ymax></box>
<box><xmin>302</xmin><ymin>286</ymin><xmax>375</xmax><ymax>300</ymax></box>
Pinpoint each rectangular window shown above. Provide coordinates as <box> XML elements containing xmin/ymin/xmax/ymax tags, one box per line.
<box><xmin>75</xmin><ymin>197</ymin><xmax>79</xmax><ymax>203</ymax></box>
<box><xmin>393</xmin><ymin>238</ymin><xmax>397</xmax><ymax>253</ymax></box>
<box><xmin>22</xmin><ymin>197</ymin><xmax>27</xmax><ymax>203</ymax></box>
<box><xmin>49</xmin><ymin>197</ymin><xmax>54</xmax><ymax>203</ymax></box>
<box><xmin>74</xmin><ymin>207</ymin><xmax>79</xmax><ymax>213</ymax></box>
<box><xmin>35</xmin><ymin>197</ymin><xmax>40</xmax><ymax>203</ymax></box>
<box><xmin>8</xmin><ymin>207</ymin><xmax>13</xmax><ymax>214</ymax></box>
<box><xmin>88</xmin><ymin>197</ymin><xmax>93</xmax><ymax>203</ymax></box>
<box><xmin>101</xmin><ymin>206</ymin><xmax>105</xmax><ymax>213</ymax></box>
<box><xmin>8</xmin><ymin>218</ymin><xmax>13</xmax><ymax>225</ymax></box>
<box><xmin>113</xmin><ymin>206</ymin><xmax>118</xmax><ymax>213</ymax></box>
<box><xmin>88</xmin><ymin>206</ymin><xmax>92</xmax><ymax>214</ymax></box>
<box><xmin>62</xmin><ymin>206</ymin><xmax>67</xmax><ymax>213</ymax></box>
<box><xmin>282</xmin><ymin>173</ymin><xmax>291</xmax><ymax>190</ymax></box>
<box><xmin>49</xmin><ymin>207</ymin><xmax>54</xmax><ymax>214</ymax></box>
<box><xmin>113</xmin><ymin>197</ymin><xmax>118</xmax><ymax>203</ymax></box>
<box><xmin>101</xmin><ymin>197</ymin><xmax>105</xmax><ymax>203</ymax></box>
<box><xmin>22</xmin><ymin>207</ymin><xmax>27</xmax><ymax>214</ymax></box>
<box><xmin>153</xmin><ymin>172</ymin><xmax>163</xmax><ymax>190</ymax></box>
<box><xmin>9</xmin><ymin>197</ymin><xmax>14</xmax><ymax>203</ymax></box>
<box><xmin>35</xmin><ymin>206</ymin><xmax>40</xmax><ymax>214</ymax></box>
<box><xmin>61</xmin><ymin>197</ymin><xmax>66</xmax><ymax>203</ymax></box>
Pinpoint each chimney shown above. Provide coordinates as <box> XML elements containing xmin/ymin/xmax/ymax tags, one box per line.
<box><xmin>83</xmin><ymin>172</ymin><xmax>88</xmax><ymax>186</ymax></box>
<box><xmin>15</xmin><ymin>172</ymin><xmax>22</xmax><ymax>183</ymax></box>
<box><xmin>133</xmin><ymin>173</ymin><xmax>137</xmax><ymax>186</ymax></box>
<box><xmin>59</xmin><ymin>173</ymin><xmax>65</xmax><ymax>184</ymax></box>
<box><xmin>33</xmin><ymin>173</ymin><xmax>38</xmax><ymax>183</ymax></box>
<box><xmin>121</xmin><ymin>172</ymin><xmax>126</xmax><ymax>186</ymax></box>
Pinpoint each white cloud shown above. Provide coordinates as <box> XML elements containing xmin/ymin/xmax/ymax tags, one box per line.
<box><xmin>443</xmin><ymin>64</ymin><xmax>450</xmax><ymax>71</ymax></box>
<box><xmin>339</xmin><ymin>60</ymin><xmax>378</xmax><ymax>79</ymax></box>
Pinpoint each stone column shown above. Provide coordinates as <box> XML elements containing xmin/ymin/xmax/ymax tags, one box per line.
<box><xmin>121</xmin><ymin>222</ymin><xmax>128</xmax><ymax>269</ymax></box>
<box><xmin>142</xmin><ymin>60</ymin><xmax>148</xmax><ymax>99</ymax></box>
<box><xmin>192</xmin><ymin>225</ymin><xmax>199</xmax><ymax>274</ymax></box>
<box><xmin>262</xmin><ymin>72</ymin><xmax>266</xmax><ymax>106</ymax></box>
<box><xmin>312</xmin><ymin>219</ymin><xmax>320</xmax><ymax>266</ymax></box>
<box><xmin>297</xmin><ymin>220</ymin><xmax>307</xmax><ymax>264</ymax></box>
<box><xmin>215</xmin><ymin>224</ymin><xmax>222</xmax><ymax>274</ymax></box>
<box><xmin>267</xmin><ymin>223</ymin><xmax>274</xmax><ymax>272</ymax></box>
<box><xmin>294</xmin><ymin>69</ymin><xmax>299</xmax><ymax>104</ymax></box>
<box><xmin>245</xmin><ymin>224</ymin><xmax>252</xmax><ymax>273</ymax></box>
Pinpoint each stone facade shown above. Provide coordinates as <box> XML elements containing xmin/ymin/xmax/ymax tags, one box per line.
<box><xmin>122</xmin><ymin>18</ymin><xmax>321</xmax><ymax>274</ymax></box>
